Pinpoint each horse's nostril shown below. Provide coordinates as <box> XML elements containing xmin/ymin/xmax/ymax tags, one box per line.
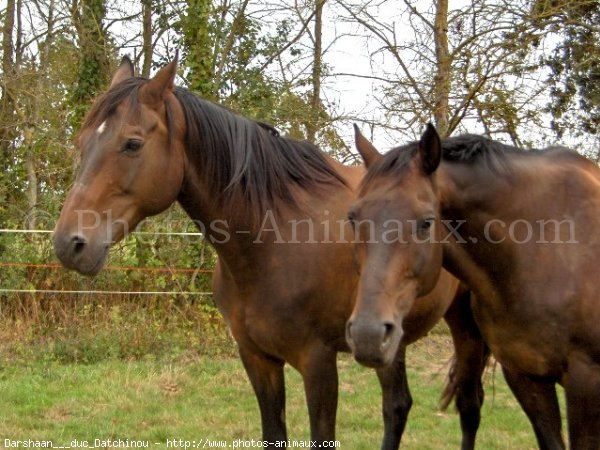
<box><xmin>71</xmin><ymin>236</ymin><xmax>87</xmax><ymax>254</ymax></box>
<box><xmin>382</xmin><ymin>322</ymin><xmax>396</xmax><ymax>348</ymax></box>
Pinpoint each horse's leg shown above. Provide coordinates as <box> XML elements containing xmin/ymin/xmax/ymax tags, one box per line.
<box><xmin>239</xmin><ymin>347</ymin><xmax>287</xmax><ymax>445</ymax></box>
<box><xmin>502</xmin><ymin>368</ymin><xmax>565</xmax><ymax>450</ymax></box>
<box><xmin>376</xmin><ymin>345</ymin><xmax>412</xmax><ymax>450</ymax></box>
<box><xmin>442</xmin><ymin>290</ymin><xmax>488</xmax><ymax>450</ymax></box>
<box><xmin>563</xmin><ymin>354</ymin><xmax>600</xmax><ymax>449</ymax></box>
<box><xmin>301</xmin><ymin>344</ymin><xmax>338</xmax><ymax>446</ymax></box>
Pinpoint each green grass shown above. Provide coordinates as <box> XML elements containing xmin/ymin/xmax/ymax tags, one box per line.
<box><xmin>0</xmin><ymin>331</ymin><xmax>562</xmax><ymax>449</ymax></box>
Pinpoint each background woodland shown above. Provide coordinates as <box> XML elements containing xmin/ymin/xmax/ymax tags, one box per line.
<box><xmin>0</xmin><ymin>0</ymin><xmax>598</xmax><ymax>361</ymax></box>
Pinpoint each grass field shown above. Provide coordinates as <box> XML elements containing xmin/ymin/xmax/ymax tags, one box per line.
<box><xmin>0</xmin><ymin>328</ymin><xmax>563</xmax><ymax>449</ymax></box>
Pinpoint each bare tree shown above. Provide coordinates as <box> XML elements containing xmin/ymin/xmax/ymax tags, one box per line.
<box><xmin>338</xmin><ymin>0</ymin><xmax>546</xmax><ymax>144</ymax></box>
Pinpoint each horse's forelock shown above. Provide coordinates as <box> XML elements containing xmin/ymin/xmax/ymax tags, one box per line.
<box><xmin>80</xmin><ymin>77</ymin><xmax>145</xmax><ymax>133</ymax></box>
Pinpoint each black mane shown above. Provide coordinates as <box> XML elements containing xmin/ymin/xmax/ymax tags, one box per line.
<box><xmin>173</xmin><ymin>87</ymin><xmax>347</xmax><ymax>223</ymax></box>
<box><xmin>361</xmin><ymin>133</ymin><xmax>577</xmax><ymax>189</ymax></box>
<box><xmin>440</xmin><ymin>134</ymin><xmax>522</xmax><ymax>162</ymax></box>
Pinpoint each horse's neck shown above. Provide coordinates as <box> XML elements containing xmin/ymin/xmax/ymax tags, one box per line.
<box><xmin>437</xmin><ymin>161</ymin><xmax>522</xmax><ymax>299</ymax></box>
<box><xmin>438</xmin><ymin>155</ymin><xmax>600</xmax><ymax>227</ymax></box>
<box><xmin>177</xmin><ymin>151</ymin><xmax>360</xmax><ymax>276</ymax></box>
<box><xmin>177</xmin><ymin>172</ymin><xmax>263</xmax><ymax>270</ymax></box>
<box><xmin>437</xmin><ymin>156</ymin><xmax>600</xmax><ymax>299</ymax></box>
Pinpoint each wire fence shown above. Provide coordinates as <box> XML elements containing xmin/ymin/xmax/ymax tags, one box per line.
<box><xmin>0</xmin><ymin>261</ymin><xmax>212</xmax><ymax>273</ymax></box>
<box><xmin>0</xmin><ymin>228</ymin><xmax>214</xmax><ymax>296</ymax></box>
<box><xmin>0</xmin><ymin>229</ymin><xmax>204</xmax><ymax>236</ymax></box>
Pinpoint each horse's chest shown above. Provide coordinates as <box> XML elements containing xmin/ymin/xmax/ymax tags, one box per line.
<box><xmin>216</xmin><ymin>288</ymin><xmax>347</xmax><ymax>360</ymax></box>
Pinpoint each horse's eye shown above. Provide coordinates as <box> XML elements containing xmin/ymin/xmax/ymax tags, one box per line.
<box><xmin>122</xmin><ymin>139</ymin><xmax>143</xmax><ymax>154</ymax></box>
<box><xmin>418</xmin><ymin>217</ymin><xmax>435</xmax><ymax>233</ymax></box>
<box><xmin>347</xmin><ymin>210</ymin><xmax>357</xmax><ymax>225</ymax></box>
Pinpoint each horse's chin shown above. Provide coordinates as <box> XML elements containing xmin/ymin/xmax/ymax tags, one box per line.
<box><xmin>75</xmin><ymin>250</ymin><xmax>108</xmax><ymax>276</ymax></box>
<box><xmin>352</xmin><ymin>348</ymin><xmax>397</xmax><ymax>368</ymax></box>
<box><xmin>55</xmin><ymin>243</ymin><xmax>109</xmax><ymax>277</ymax></box>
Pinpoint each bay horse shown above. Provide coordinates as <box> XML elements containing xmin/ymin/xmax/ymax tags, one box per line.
<box><xmin>347</xmin><ymin>123</ymin><xmax>600</xmax><ymax>449</ymax></box>
<box><xmin>53</xmin><ymin>57</ymin><xmax>486</xmax><ymax>449</ymax></box>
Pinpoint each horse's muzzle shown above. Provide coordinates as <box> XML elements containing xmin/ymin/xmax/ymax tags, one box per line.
<box><xmin>53</xmin><ymin>231</ymin><xmax>108</xmax><ymax>276</ymax></box>
<box><xmin>346</xmin><ymin>318</ymin><xmax>402</xmax><ymax>368</ymax></box>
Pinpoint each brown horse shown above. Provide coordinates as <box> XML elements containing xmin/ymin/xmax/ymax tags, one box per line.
<box><xmin>347</xmin><ymin>123</ymin><xmax>600</xmax><ymax>449</ymax></box>
<box><xmin>53</xmin><ymin>58</ymin><xmax>486</xmax><ymax>449</ymax></box>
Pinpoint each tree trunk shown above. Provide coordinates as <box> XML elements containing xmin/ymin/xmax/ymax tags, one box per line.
<box><xmin>213</xmin><ymin>0</ymin><xmax>250</xmax><ymax>91</ymax></box>
<box><xmin>1</xmin><ymin>0</ymin><xmax>15</xmax><ymax>161</ymax></box>
<box><xmin>24</xmin><ymin>127</ymin><xmax>38</xmax><ymax>229</ymax></box>
<box><xmin>141</xmin><ymin>0</ymin><xmax>152</xmax><ymax>78</ymax></box>
<box><xmin>433</xmin><ymin>0</ymin><xmax>450</xmax><ymax>137</ymax></box>
<box><xmin>0</xmin><ymin>0</ymin><xmax>17</xmax><ymax>235</ymax></box>
<box><xmin>307</xmin><ymin>0</ymin><xmax>324</xmax><ymax>144</ymax></box>
<box><xmin>23</xmin><ymin>0</ymin><xmax>56</xmax><ymax>230</ymax></box>
<box><xmin>15</xmin><ymin>0</ymin><xmax>22</xmax><ymax>67</ymax></box>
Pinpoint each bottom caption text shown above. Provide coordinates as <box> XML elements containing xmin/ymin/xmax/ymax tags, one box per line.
<box><xmin>3</xmin><ymin>438</ymin><xmax>342</xmax><ymax>449</ymax></box>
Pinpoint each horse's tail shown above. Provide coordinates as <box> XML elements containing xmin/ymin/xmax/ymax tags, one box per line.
<box><xmin>439</xmin><ymin>355</ymin><xmax>459</xmax><ymax>411</ymax></box>
<box><xmin>439</xmin><ymin>343</ymin><xmax>491</xmax><ymax>411</ymax></box>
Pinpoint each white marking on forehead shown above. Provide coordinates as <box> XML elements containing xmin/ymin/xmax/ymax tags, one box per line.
<box><xmin>96</xmin><ymin>121</ymin><xmax>107</xmax><ymax>135</ymax></box>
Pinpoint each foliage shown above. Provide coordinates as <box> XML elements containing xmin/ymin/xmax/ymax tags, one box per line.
<box><xmin>69</xmin><ymin>0</ymin><xmax>114</xmax><ymax>129</ymax></box>
<box><xmin>179</xmin><ymin>0</ymin><xmax>215</xmax><ymax>99</ymax></box>
<box><xmin>172</xmin><ymin>0</ymin><xmax>346</xmax><ymax>152</ymax></box>
<box><xmin>535</xmin><ymin>0</ymin><xmax>600</xmax><ymax>148</ymax></box>
<box><xmin>341</xmin><ymin>0</ymin><xmax>550</xmax><ymax>144</ymax></box>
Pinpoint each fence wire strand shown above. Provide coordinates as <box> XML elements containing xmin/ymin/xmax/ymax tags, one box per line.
<box><xmin>0</xmin><ymin>229</ymin><xmax>213</xmax><ymax>296</ymax></box>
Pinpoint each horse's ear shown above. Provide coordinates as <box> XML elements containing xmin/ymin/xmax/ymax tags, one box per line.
<box><xmin>418</xmin><ymin>123</ymin><xmax>442</xmax><ymax>175</ymax></box>
<box><xmin>140</xmin><ymin>52</ymin><xmax>178</xmax><ymax>106</ymax></box>
<box><xmin>354</xmin><ymin>124</ymin><xmax>382</xmax><ymax>168</ymax></box>
<box><xmin>110</xmin><ymin>56</ymin><xmax>134</xmax><ymax>88</ymax></box>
